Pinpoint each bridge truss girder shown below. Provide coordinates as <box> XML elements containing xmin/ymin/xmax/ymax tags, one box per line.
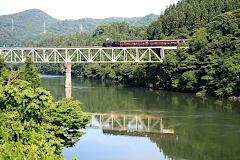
<box><xmin>0</xmin><ymin>46</ymin><xmax>178</xmax><ymax>63</ymax></box>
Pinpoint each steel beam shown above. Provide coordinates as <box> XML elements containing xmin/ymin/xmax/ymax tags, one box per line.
<box><xmin>0</xmin><ymin>46</ymin><xmax>183</xmax><ymax>64</ymax></box>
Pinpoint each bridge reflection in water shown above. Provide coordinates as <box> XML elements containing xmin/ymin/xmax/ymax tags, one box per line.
<box><xmin>86</xmin><ymin>112</ymin><xmax>176</xmax><ymax>138</ymax></box>
<box><xmin>65</xmin><ymin>87</ymin><xmax>176</xmax><ymax>139</ymax></box>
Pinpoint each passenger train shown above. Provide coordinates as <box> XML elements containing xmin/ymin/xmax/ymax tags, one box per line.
<box><xmin>103</xmin><ymin>39</ymin><xmax>191</xmax><ymax>47</ymax></box>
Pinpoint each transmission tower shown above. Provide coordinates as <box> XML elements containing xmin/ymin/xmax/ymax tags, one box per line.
<box><xmin>79</xmin><ymin>24</ymin><xmax>83</xmax><ymax>33</ymax></box>
<box><xmin>11</xmin><ymin>18</ymin><xmax>14</xmax><ymax>31</ymax></box>
<box><xmin>43</xmin><ymin>22</ymin><xmax>46</xmax><ymax>34</ymax></box>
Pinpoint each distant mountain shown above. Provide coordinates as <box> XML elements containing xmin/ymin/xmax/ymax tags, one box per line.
<box><xmin>0</xmin><ymin>9</ymin><xmax>58</xmax><ymax>45</ymax></box>
<box><xmin>0</xmin><ymin>9</ymin><xmax>158</xmax><ymax>46</ymax></box>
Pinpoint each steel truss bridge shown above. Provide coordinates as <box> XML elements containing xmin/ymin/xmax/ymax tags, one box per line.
<box><xmin>0</xmin><ymin>45</ymin><xmax>183</xmax><ymax>87</ymax></box>
<box><xmin>0</xmin><ymin>46</ymin><xmax>178</xmax><ymax>63</ymax></box>
<box><xmin>87</xmin><ymin>113</ymin><xmax>175</xmax><ymax>137</ymax></box>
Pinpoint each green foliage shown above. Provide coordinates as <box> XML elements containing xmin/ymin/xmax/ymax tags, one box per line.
<box><xmin>159</xmin><ymin>49</ymin><xmax>199</xmax><ymax>91</ymax></box>
<box><xmin>47</xmin><ymin>98</ymin><xmax>91</xmax><ymax>147</ymax></box>
<box><xmin>179</xmin><ymin>70</ymin><xmax>198</xmax><ymax>90</ymax></box>
<box><xmin>146</xmin><ymin>0</ymin><xmax>240</xmax><ymax>38</ymax></box>
<box><xmin>22</xmin><ymin>56</ymin><xmax>41</xmax><ymax>88</ymax></box>
<box><xmin>36</xmin><ymin>63</ymin><xmax>65</xmax><ymax>75</ymax></box>
<box><xmin>0</xmin><ymin>55</ymin><xmax>5</xmax><ymax>75</ymax></box>
<box><xmin>0</xmin><ymin>124</ymin><xmax>64</xmax><ymax>160</ymax></box>
<box><xmin>0</xmin><ymin>56</ymin><xmax>91</xmax><ymax>159</ymax></box>
<box><xmin>159</xmin><ymin>9</ymin><xmax>240</xmax><ymax>97</ymax></box>
<box><xmin>0</xmin><ymin>85</ymin><xmax>51</xmax><ymax>122</ymax></box>
<box><xmin>33</xmin><ymin>22</ymin><xmax>146</xmax><ymax>48</ymax></box>
<box><xmin>0</xmin><ymin>84</ymin><xmax>90</xmax><ymax>159</ymax></box>
<box><xmin>0</xmin><ymin>84</ymin><xmax>63</xmax><ymax>159</ymax></box>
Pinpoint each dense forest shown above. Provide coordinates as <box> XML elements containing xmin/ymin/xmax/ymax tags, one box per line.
<box><xmin>0</xmin><ymin>9</ymin><xmax>157</xmax><ymax>46</ymax></box>
<box><xmin>0</xmin><ymin>56</ymin><xmax>91</xmax><ymax>159</ymax></box>
<box><xmin>28</xmin><ymin>0</ymin><xmax>240</xmax><ymax>98</ymax></box>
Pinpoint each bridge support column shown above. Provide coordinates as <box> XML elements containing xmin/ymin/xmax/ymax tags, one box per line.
<box><xmin>160</xmin><ymin>48</ymin><xmax>165</xmax><ymax>59</ymax></box>
<box><xmin>64</xmin><ymin>63</ymin><xmax>72</xmax><ymax>88</ymax></box>
<box><xmin>65</xmin><ymin>87</ymin><xmax>72</xmax><ymax>97</ymax></box>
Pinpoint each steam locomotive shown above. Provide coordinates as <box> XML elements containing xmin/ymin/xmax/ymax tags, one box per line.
<box><xmin>103</xmin><ymin>39</ymin><xmax>191</xmax><ymax>47</ymax></box>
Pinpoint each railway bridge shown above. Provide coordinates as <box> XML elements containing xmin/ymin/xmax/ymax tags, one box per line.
<box><xmin>0</xmin><ymin>44</ymin><xmax>186</xmax><ymax>88</ymax></box>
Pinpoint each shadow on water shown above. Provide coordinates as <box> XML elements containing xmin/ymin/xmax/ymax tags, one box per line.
<box><xmin>41</xmin><ymin>75</ymin><xmax>240</xmax><ymax>160</ymax></box>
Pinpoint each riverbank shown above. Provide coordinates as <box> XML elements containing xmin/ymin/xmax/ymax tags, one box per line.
<box><xmin>39</xmin><ymin>71</ymin><xmax>240</xmax><ymax>102</ymax></box>
<box><xmin>76</xmin><ymin>75</ymin><xmax>240</xmax><ymax>102</ymax></box>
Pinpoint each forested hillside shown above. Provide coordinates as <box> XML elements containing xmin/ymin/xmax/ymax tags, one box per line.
<box><xmin>21</xmin><ymin>0</ymin><xmax>240</xmax><ymax>98</ymax></box>
<box><xmin>32</xmin><ymin>0</ymin><xmax>239</xmax><ymax>98</ymax></box>
<box><xmin>24</xmin><ymin>22</ymin><xmax>145</xmax><ymax>47</ymax></box>
<box><xmin>46</xmin><ymin>14</ymin><xmax>157</xmax><ymax>37</ymax></box>
<box><xmin>0</xmin><ymin>9</ymin><xmax>57</xmax><ymax>45</ymax></box>
<box><xmin>161</xmin><ymin>9</ymin><xmax>240</xmax><ymax>97</ymax></box>
<box><xmin>144</xmin><ymin>0</ymin><xmax>240</xmax><ymax>97</ymax></box>
<box><xmin>146</xmin><ymin>0</ymin><xmax>240</xmax><ymax>39</ymax></box>
<box><xmin>0</xmin><ymin>9</ymin><xmax>157</xmax><ymax>46</ymax></box>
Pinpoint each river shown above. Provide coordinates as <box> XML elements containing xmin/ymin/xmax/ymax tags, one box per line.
<box><xmin>41</xmin><ymin>75</ymin><xmax>240</xmax><ymax>160</ymax></box>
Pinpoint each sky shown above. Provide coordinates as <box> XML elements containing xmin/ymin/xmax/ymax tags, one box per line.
<box><xmin>0</xmin><ymin>0</ymin><xmax>179</xmax><ymax>20</ymax></box>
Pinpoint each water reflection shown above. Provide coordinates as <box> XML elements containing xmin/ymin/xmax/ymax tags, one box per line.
<box><xmin>88</xmin><ymin>113</ymin><xmax>175</xmax><ymax>135</ymax></box>
<box><xmin>41</xmin><ymin>76</ymin><xmax>240</xmax><ymax>160</ymax></box>
<box><xmin>64</xmin><ymin>80</ymin><xmax>175</xmax><ymax>136</ymax></box>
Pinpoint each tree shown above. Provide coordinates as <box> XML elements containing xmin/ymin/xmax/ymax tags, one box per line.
<box><xmin>0</xmin><ymin>56</ymin><xmax>91</xmax><ymax>159</ymax></box>
<box><xmin>0</xmin><ymin>55</ymin><xmax>5</xmax><ymax>74</ymax></box>
<box><xmin>22</xmin><ymin>55</ymin><xmax>41</xmax><ymax>88</ymax></box>
<box><xmin>47</xmin><ymin>98</ymin><xmax>91</xmax><ymax>147</ymax></box>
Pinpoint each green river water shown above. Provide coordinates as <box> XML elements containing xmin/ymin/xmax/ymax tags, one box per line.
<box><xmin>41</xmin><ymin>75</ymin><xmax>240</xmax><ymax>160</ymax></box>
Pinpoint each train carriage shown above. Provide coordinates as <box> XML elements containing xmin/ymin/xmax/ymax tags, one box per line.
<box><xmin>103</xmin><ymin>39</ymin><xmax>191</xmax><ymax>47</ymax></box>
<box><xmin>120</xmin><ymin>40</ymin><xmax>149</xmax><ymax>47</ymax></box>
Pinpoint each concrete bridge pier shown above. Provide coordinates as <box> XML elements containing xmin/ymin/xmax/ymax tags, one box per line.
<box><xmin>160</xmin><ymin>48</ymin><xmax>165</xmax><ymax>59</ymax></box>
<box><xmin>65</xmin><ymin>87</ymin><xmax>72</xmax><ymax>98</ymax></box>
<box><xmin>64</xmin><ymin>63</ymin><xmax>72</xmax><ymax>88</ymax></box>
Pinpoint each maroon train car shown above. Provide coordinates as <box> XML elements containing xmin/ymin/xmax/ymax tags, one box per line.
<box><xmin>120</xmin><ymin>40</ymin><xmax>149</xmax><ymax>47</ymax></box>
<box><xmin>149</xmin><ymin>40</ymin><xmax>179</xmax><ymax>46</ymax></box>
<box><xmin>103</xmin><ymin>39</ymin><xmax>191</xmax><ymax>47</ymax></box>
